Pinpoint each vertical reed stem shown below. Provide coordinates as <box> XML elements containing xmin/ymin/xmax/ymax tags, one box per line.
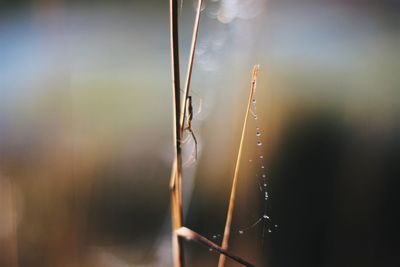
<box><xmin>180</xmin><ymin>0</ymin><xmax>204</xmax><ymax>131</ymax></box>
<box><xmin>218</xmin><ymin>65</ymin><xmax>260</xmax><ymax>267</ymax></box>
<box><xmin>169</xmin><ymin>2</ymin><xmax>204</xmax><ymax>266</ymax></box>
<box><xmin>169</xmin><ymin>0</ymin><xmax>184</xmax><ymax>266</ymax></box>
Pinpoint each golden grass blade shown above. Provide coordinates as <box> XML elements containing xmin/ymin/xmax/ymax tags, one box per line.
<box><xmin>170</xmin><ymin>2</ymin><xmax>204</xmax><ymax>264</ymax></box>
<box><xmin>176</xmin><ymin>227</ymin><xmax>255</xmax><ymax>267</ymax></box>
<box><xmin>180</xmin><ymin>0</ymin><xmax>204</xmax><ymax>133</ymax></box>
<box><xmin>169</xmin><ymin>0</ymin><xmax>184</xmax><ymax>266</ymax></box>
<box><xmin>218</xmin><ymin>65</ymin><xmax>260</xmax><ymax>267</ymax></box>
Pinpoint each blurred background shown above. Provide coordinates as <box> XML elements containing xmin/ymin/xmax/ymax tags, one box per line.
<box><xmin>1</xmin><ymin>0</ymin><xmax>400</xmax><ymax>266</ymax></box>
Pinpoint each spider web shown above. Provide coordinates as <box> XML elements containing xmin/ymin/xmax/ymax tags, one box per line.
<box><xmin>208</xmin><ymin>72</ymin><xmax>278</xmax><ymax>246</ymax></box>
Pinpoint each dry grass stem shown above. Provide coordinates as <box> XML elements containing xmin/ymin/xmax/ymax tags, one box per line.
<box><xmin>169</xmin><ymin>0</ymin><xmax>184</xmax><ymax>266</ymax></box>
<box><xmin>176</xmin><ymin>227</ymin><xmax>255</xmax><ymax>267</ymax></box>
<box><xmin>169</xmin><ymin>2</ymin><xmax>204</xmax><ymax>266</ymax></box>
<box><xmin>218</xmin><ymin>65</ymin><xmax>260</xmax><ymax>267</ymax></box>
<box><xmin>180</xmin><ymin>0</ymin><xmax>204</xmax><ymax>131</ymax></box>
<box><xmin>169</xmin><ymin>2</ymin><xmax>256</xmax><ymax>267</ymax></box>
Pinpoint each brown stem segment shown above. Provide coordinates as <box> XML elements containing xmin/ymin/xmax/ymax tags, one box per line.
<box><xmin>170</xmin><ymin>2</ymin><xmax>204</xmax><ymax>266</ymax></box>
<box><xmin>176</xmin><ymin>227</ymin><xmax>255</xmax><ymax>267</ymax></box>
<box><xmin>169</xmin><ymin>0</ymin><xmax>184</xmax><ymax>266</ymax></box>
<box><xmin>218</xmin><ymin>65</ymin><xmax>260</xmax><ymax>267</ymax></box>
<box><xmin>180</xmin><ymin>0</ymin><xmax>204</xmax><ymax>133</ymax></box>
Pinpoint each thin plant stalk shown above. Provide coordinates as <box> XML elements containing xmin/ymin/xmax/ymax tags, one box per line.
<box><xmin>179</xmin><ymin>0</ymin><xmax>204</xmax><ymax>132</ymax></box>
<box><xmin>176</xmin><ymin>227</ymin><xmax>255</xmax><ymax>267</ymax></box>
<box><xmin>170</xmin><ymin>1</ymin><xmax>203</xmax><ymax>265</ymax></box>
<box><xmin>169</xmin><ymin>0</ymin><xmax>184</xmax><ymax>266</ymax></box>
<box><xmin>170</xmin><ymin>0</ymin><xmax>203</xmax><ymax>188</ymax></box>
<box><xmin>218</xmin><ymin>65</ymin><xmax>260</xmax><ymax>267</ymax></box>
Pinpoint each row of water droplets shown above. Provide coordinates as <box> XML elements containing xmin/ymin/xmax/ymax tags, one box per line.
<box><xmin>240</xmin><ymin>90</ymin><xmax>278</xmax><ymax>238</ymax></box>
<box><xmin>208</xmin><ymin>73</ymin><xmax>277</xmax><ymax>247</ymax></box>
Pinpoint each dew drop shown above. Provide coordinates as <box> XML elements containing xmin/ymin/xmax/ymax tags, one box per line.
<box><xmin>263</xmin><ymin>214</ymin><xmax>268</xmax><ymax>219</ymax></box>
<box><xmin>238</xmin><ymin>230</ymin><xmax>244</xmax><ymax>234</ymax></box>
<box><xmin>252</xmin><ymin>99</ymin><xmax>256</xmax><ymax>103</ymax></box>
<box><xmin>209</xmin><ymin>248</ymin><xmax>213</xmax><ymax>252</ymax></box>
<box><xmin>268</xmin><ymin>229</ymin><xmax>272</xmax><ymax>233</ymax></box>
<box><xmin>261</xmin><ymin>165</ymin><xmax>265</xmax><ymax>169</ymax></box>
<box><xmin>263</xmin><ymin>183</ymin><xmax>267</xmax><ymax>187</ymax></box>
<box><xmin>249</xmin><ymin>159</ymin><xmax>252</xmax><ymax>162</ymax></box>
<box><xmin>257</xmin><ymin>141</ymin><xmax>262</xmax><ymax>146</ymax></box>
<box><xmin>260</xmin><ymin>155</ymin><xmax>264</xmax><ymax>159</ymax></box>
<box><xmin>262</xmin><ymin>174</ymin><xmax>266</xmax><ymax>178</ymax></box>
<box><xmin>256</xmin><ymin>131</ymin><xmax>261</xmax><ymax>136</ymax></box>
<box><xmin>274</xmin><ymin>224</ymin><xmax>278</xmax><ymax>228</ymax></box>
<box><xmin>212</xmin><ymin>235</ymin><xmax>217</xmax><ymax>239</ymax></box>
<box><xmin>254</xmin><ymin>115</ymin><xmax>258</xmax><ymax>120</ymax></box>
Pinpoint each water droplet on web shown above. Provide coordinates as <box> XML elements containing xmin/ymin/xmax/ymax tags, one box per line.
<box><xmin>232</xmin><ymin>86</ymin><xmax>276</xmax><ymax>239</ymax></box>
<box><xmin>274</xmin><ymin>224</ymin><xmax>278</xmax><ymax>228</ymax></box>
<box><xmin>209</xmin><ymin>248</ymin><xmax>213</xmax><ymax>252</ymax></box>
<box><xmin>212</xmin><ymin>235</ymin><xmax>217</xmax><ymax>239</ymax></box>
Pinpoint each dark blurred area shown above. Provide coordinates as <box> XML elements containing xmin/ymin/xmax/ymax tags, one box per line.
<box><xmin>269</xmin><ymin>111</ymin><xmax>400</xmax><ymax>267</ymax></box>
<box><xmin>1</xmin><ymin>0</ymin><xmax>400</xmax><ymax>267</ymax></box>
